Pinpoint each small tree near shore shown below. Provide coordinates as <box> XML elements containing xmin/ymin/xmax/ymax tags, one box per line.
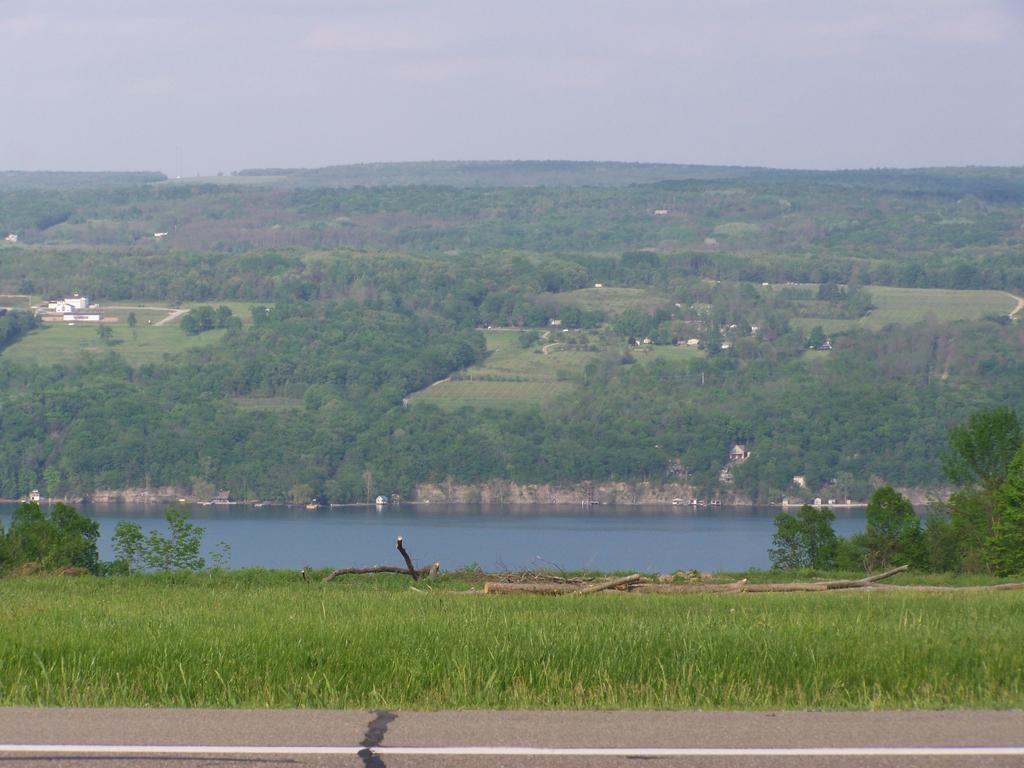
<box><xmin>769</xmin><ymin>504</ymin><xmax>839</xmax><ymax>570</ymax></box>
<box><xmin>988</xmin><ymin>447</ymin><xmax>1024</xmax><ymax>576</ymax></box>
<box><xmin>112</xmin><ymin>507</ymin><xmax>226</xmax><ymax>573</ymax></box>
<box><xmin>857</xmin><ymin>486</ymin><xmax>925</xmax><ymax>570</ymax></box>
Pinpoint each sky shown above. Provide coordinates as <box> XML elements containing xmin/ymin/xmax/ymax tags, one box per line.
<box><xmin>1</xmin><ymin>0</ymin><xmax>1022</xmax><ymax>174</ymax></box>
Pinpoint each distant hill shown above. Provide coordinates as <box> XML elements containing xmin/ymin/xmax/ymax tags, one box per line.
<box><xmin>235</xmin><ymin>160</ymin><xmax>769</xmax><ymax>188</ymax></box>
<box><xmin>231</xmin><ymin>160</ymin><xmax>1024</xmax><ymax>199</ymax></box>
<box><xmin>0</xmin><ymin>171</ymin><xmax>167</xmax><ymax>190</ymax></box>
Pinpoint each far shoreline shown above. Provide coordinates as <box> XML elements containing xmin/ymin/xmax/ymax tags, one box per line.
<box><xmin>1</xmin><ymin>496</ymin><xmax>873</xmax><ymax>510</ymax></box>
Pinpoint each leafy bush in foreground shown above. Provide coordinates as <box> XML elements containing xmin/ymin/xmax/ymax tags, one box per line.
<box><xmin>0</xmin><ymin>501</ymin><xmax>99</xmax><ymax>574</ymax></box>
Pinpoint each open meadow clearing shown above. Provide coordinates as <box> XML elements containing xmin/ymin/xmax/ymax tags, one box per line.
<box><xmin>0</xmin><ymin>294</ymin><xmax>33</xmax><ymax>310</ymax></box>
<box><xmin>631</xmin><ymin>344</ymin><xmax>704</xmax><ymax>364</ymax></box>
<box><xmin>542</xmin><ymin>286</ymin><xmax>669</xmax><ymax>314</ymax></box>
<box><xmin>790</xmin><ymin>286</ymin><xmax>1018</xmax><ymax>334</ymax></box>
<box><xmin>411</xmin><ymin>329</ymin><xmax>600</xmax><ymax>410</ymax></box>
<box><xmin>1</xmin><ymin>301</ymin><xmax>267</xmax><ymax>366</ymax></box>
<box><xmin>0</xmin><ymin>323</ymin><xmax>227</xmax><ymax>366</ymax></box>
<box><xmin>1</xmin><ymin>573</ymin><xmax>1022</xmax><ymax>710</ymax></box>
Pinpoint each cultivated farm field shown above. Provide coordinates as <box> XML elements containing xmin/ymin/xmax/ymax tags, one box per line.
<box><xmin>862</xmin><ymin>286</ymin><xmax>1018</xmax><ymax>328</ymax></box>
<box><xmin>542</xmin><ymin>286</ymin><xmax>669</xmax><ymax>314</ymax></box>
<box><xmin>2</xmin><ymin>300</ymin><xmax>267</xmax><ymax>367</ymax></box>
<box><xmin>790</xmin><ymin>285</ymin><xmax>1019</xmax><ymax>334</ymax></box>
<box><xmin>411</xmin><ymin>329</ymin><xmax>600</xmax><ymax>410</ymax></box>
<box><xmin>1</xmin><ymin>323</ymin><xmax>227</xmax><ymax>366</ymax></box>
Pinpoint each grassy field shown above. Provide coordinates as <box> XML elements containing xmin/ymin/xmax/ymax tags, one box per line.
<box><xmin>104</xmin><ymin>301</ymin><xmax>266</xmax><ymax>325</ymax></box>
<box><xmin>0</xmin><ymin>293</ymin><xmax>32</xmax><ymax>310</ymax></box>
<box><xmin>1</xmin><ymin>301</ymin><xmax>266</xmax><ymax>366</ymax></box>
<box><xmin>413</xmin><ymin>379</ymin><xmax>576</xmax><ymax>410</ymax></box>
<box><xmin>790</xmin><ymin>286</ymin><xmax>1018</xmax><ymax>334</ymax></box>
<box><xmin>411</xmin><ymin>329</ymin><xmax>601</xmax><ymax>410</ymax></box>
<box><xmin>631</xmin><ymin>344</ymin><xmax>704</xmax><ymax>365</ymax></box>
<box><xmin>1</xmin><ymin>324</ymin><xmax>226</xmax><ymax>366</ymax></box>
<box><xmin>1</xmin><ymin>573</ymin><xmax>1022</xmax><ymax>709</ymax></box>
<box><xmin>542</xmin><ymin>287</ymin><xmax>668</xmax><ymax>314</ymax></box>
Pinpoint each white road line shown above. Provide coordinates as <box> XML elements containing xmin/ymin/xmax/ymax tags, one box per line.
<box><xmin>1</xmin><ymin>744</ymin><xmax>1023</xmax><ymax>757</ymax></box>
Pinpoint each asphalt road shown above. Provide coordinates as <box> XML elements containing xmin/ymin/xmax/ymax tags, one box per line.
<box><xmin>1</xmin><ymin>708</ymin><xmax>1022</xmax><ymax>767</ymax></box>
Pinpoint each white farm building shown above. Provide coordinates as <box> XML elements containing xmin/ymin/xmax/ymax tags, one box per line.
<box><xmin>47</xmin><ymin>295</ymin><xmax>90</xmax><ymax>314</ymax></box>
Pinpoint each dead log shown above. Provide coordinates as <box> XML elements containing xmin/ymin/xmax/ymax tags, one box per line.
<box><xmin>742</xmin><ymin>581</ymin><xmax>828</xmax><ymax>592</ymax></box>
<box><xmin>482</xmin><ymin>565</ymin><xmax>1024</xmax><ymax>595</ymax></box>
<box><xmin>484</xmin><ymin>574</ymin><xmax>642</xmax><ymax>595</ymax></box>
<box><xmin>632</xmin><ymin>579</ymin><xmax>749</xmax><ymax>594</ymax></box>
<box><xmin>864</xmin><ymin>582</ymin><xmax>1024</xmax><ymax>592</ymax></box>
<box><xmin>573</xmin><ymin>573</ymin><xmax>643</xmax><ymax>595</ymax></box>
<box><xmin>822</xmin><ymin>564</ymin><xmax>910</xmax><ymax>589</ymax></box>
<box><xmin>737</xmin><ymin>565</ymin><xmax>910</xmax><ymax>592</ymax></box>
<box><xmin>484</xmin><ymin>582</ymin><xmax>578</xmax><ymax>594</ymax></box>
<box><xmin>323</xmin><ymin>563</ymin><xmax>440</xmax><ymax>582</ymax></box>
<box><xmin>396</xmin><ymin>535</ymin><xmax>419</xmax><ymax>581</ymax></box>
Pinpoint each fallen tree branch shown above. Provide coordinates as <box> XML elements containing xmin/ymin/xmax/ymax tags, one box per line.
<box><xmin>824</xmin><ymin>564</ymin><xmax>910</xmax><ymax>589</ymax></box>
<box><xmin>396</xmin><ymin>536</ymin><xmax>419</xmax><ymax>581</ymax></box>
<box><xmin>483</xmin><ymin>582</ymin><xmax>581</xmax><ymax>594</ymax></box>
<box><xmin>484</xmin><ymin>573</ymin><xmax>642</xmax><ymax>595</ymax></box>
<box><xmin>484</xmin><ymin>566</ymin><xmax>916</xmax><ymax>595</ymax></box>
<box><xmin>573</xmin><ymin>573</ymin><xmax>643</xmax><ymax>595</ymax></box>
<box><xmin>632</xmin><ymin>579</ymin><xmax>749</xmax><ymax>594</ymax></box>
<box><xmin>323</xmin><ymin>563</ymin><xmax>440</xmax><ymax>582</ymax></box>
<box><xmin>864</xmin><ymin>582</ymin><xmax>1024</xmax><ymax>592</ymax></box>
<box><xmin>738</xmin><ymin>565</ymin><xmax>910</xmax><ymax>592</ymax></box>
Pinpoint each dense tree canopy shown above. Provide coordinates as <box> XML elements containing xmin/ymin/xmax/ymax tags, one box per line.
<box><xmin>0</xmin><ymin>166</ymin><xmax>1022</xmax><ymax>503</ymax></box>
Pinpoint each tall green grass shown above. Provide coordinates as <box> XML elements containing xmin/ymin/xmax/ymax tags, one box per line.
<box><xmin>1</xmin><ymin>574</ymin><xmax>1021</xmax><ymax>709</ymax></box>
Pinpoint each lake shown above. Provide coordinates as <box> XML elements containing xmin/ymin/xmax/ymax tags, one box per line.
<box><xmin>0</xmin><ymin>502</ymin><xmax>870</xmax><ymax>572</ymax></box>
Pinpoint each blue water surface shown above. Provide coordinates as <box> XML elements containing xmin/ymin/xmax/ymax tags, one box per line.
<box><xmin>0</xmin><ymin>502</ymin><xmax>870</xmax><ymax>572</ymax></box>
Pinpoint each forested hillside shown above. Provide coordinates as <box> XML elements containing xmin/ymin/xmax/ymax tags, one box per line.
<box><xmin>0</xmin><ymin>162</ymin><xmax>1021</xmax><ymax>502</ymax></box>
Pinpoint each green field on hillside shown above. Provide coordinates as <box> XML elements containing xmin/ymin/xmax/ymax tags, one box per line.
<box><xmin>411</xmin><ymin>329</ymin><xmax>601</xmax><ymax>410</ymax></box>
<box><xmin>1</xmin><ymin>574</ymin><xmax>1021</xmax><ymax>709</ymax></box>
<box><xmin>791</xmin><ymin>286</ymin><xmax>1018</xmax><ymax>334</ymax></box>
<box><xmin>1</xmin><ymin>301</ymin><xmax>268</xmax><ymax>367</ymax></box>
<box><xmin>0</xmin><ymin>294</ymin><xmax>32</xmax><ymax>310</ymax></box>
<box><xmin>1</xmin><ymin>324</ymin><xmax>226</xmax><ymax>366</ymax></box>
<box><xmin>110</xmin><ymin>301</ymin><xmax>266</xmax><ymax>325</ymax></box>
<box><xmin>631</xmin><ymin>344</ymin><xmax>704</xmax><ymax>364</ymax></box>
<box><xmin>543</xmin><ymin>287</ymin><xmax>669</xmax><ymax>314</ymax></box>
<box><xmin>412</xmin><ymin>379</ymin><xmax>576</xmax><ymax>410</ymax></box>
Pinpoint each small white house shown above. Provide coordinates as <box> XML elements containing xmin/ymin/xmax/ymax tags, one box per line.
<box><xmin>28</xmin><ymin>489</ymin><xmax>41</xmax><ymax>502</ymax></box>
<box><xmin>686</xmin><ymin>338</ymin><xmax>700</xmax><ymax>346</ymax></box>
<box><xmin>154</xmin><ymin>232</ymin><xmax>168</xmax><ymax>238</ymax></box>
<box><xmin>47</xmin><ymin>295</ymin><xmax>90</xmax><ymax>313</ymax></box>
<box><xmin>375</xmin><ymin>495</ymin><xmax>389</xmax><ymax>506</ymax></box>
<box><xmin>4</xmin><ymin>233</ymin><xmax>18</xmax><ymax>243</ymax></box>
<box><xmin>593</xmin><ymin>283</ymin><xmax>603</xmax><ymax>288</ymax></box>
<box><xmin>653</xmin><ymin>209</ymin><xmax>669</xmax><ymax>216</ymax></box>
